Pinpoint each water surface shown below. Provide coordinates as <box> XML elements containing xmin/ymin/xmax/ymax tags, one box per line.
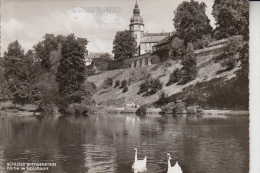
<box><xmin>0</xmin><ymin>114</ymin><xmax>249</xmax><ymax>173</ymax></box>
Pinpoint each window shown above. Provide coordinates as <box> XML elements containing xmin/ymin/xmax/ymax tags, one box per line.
<box><xmin>138</xmin><ymin>25</ymin><xmax>141</xmax><ymax>29</ymax></box>
<box><xmin>135</xmin><ymin>34</ymin><xmax>137</xmax><ymax>39</ymax></box>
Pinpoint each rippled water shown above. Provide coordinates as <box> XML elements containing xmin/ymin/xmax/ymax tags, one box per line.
<box><xmin>0</xmin><ymin>114</ymin><xmax>249</xmax><ymax>173</ymax></box>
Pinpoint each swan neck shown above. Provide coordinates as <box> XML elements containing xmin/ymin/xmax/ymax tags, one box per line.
<box><xmin>168</xmin><ymin>158</ymin><xmax>171</xmax><ymax>168</ymax></box>
<box><xmin>135</xmin><ymin>151</ymin><xmax>137</xmax><ymax>162</ymax></box>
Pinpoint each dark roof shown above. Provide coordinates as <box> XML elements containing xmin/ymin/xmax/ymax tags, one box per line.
<box><xmin>153</xmin><ymin>32</ymin><xmax>177</xmax><ymax>47</ymax></box>
<box><xmin>140</xmin><ymin>35</ymin><xmax>167</xmax><ymax>43</ymax></box>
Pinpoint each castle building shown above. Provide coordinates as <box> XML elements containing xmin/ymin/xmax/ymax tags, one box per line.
<box><xmin>129</xmin><ymin>1</ymin><xmax>144</xmax><ymax>55</ymax></box>
<box><xmin>129</xmin><ymin>1</ymin><xmax>171</xmax><ymax>56</ymax></box>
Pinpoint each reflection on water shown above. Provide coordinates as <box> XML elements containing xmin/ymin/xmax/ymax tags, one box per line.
<box><xmin>0</xmin><ymin>114</ymin><xmax>249</xmax><ymax>173</ymax></box>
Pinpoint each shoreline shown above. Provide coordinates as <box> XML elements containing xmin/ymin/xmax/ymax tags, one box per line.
<box><xmin>0</xmin><ymin>101</ymin><xmax>249</xmax><ymax>117</ymax></box>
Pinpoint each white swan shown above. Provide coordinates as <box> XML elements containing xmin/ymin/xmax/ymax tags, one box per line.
<box><xmin>132</xmin><ymin>148</ymin><xmax>147</xmax><ymax>171</ymax></box>
<box><xmin>167</xmin><ymin>153</ymin><xmax>182</xmax><ymax>173</ymax></box>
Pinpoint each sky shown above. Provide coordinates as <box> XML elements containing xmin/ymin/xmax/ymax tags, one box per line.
<box><xmin>1</xmin><ymin>0</ymin><xmax>215</xmax><ymax>55</ymax></box>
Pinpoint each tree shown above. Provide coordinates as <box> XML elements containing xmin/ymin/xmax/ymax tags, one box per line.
<box><xmin>34</xmin><ymin>34</ymin><xmax>65</xmax><ymax>69</ymax></box>
<box><xmin>212</xmin><ymin>0</ymin><xmax>249</xmax><ymax>40</ymax></box>
<box><xmin>3</xmin><ymin>41</ymin><xmax>31</xmax><ymax>105</ymax></box>
<box><xmin>214</xmin><ymin>36</ymin><xmax>243</xmax><ymax>71</ymax></box>
<box><xmin>173</xmin><ymin>0</ymin><xmax>213</xmax><ymax>48</ymax></box>
<box><xmin>56</xmin><ymin>34</ymin><xmax>88</xmax><ymax>112</ymax></box>
<box><xmin>166</xmin><ymin>68</ymin><xmax>182</xmax><ymax>86</ymax></box>
<box><xmin>181</xmin><ymin>43</ymin><xmax>197</xmax><ymax>84</ymax></box>
<box><xmin>120</xmin><ymin>79</ymin><xmax>127</xmax><ymax>89</ymax></box>
<box><xmin>112</xmin><ymin>30</ymin><xmax>136</xmax><ymax>60</ymax></box>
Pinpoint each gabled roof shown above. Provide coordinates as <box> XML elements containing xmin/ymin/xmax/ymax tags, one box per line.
<box><xmin>153</xmin><ymin>32</ymin><xmax>177</xmax><ymax>47</ymax></box>
<box><xmin>140</xmin><ymin>33</ymin><xmax>170</xmax><ymax>43</ymax></box>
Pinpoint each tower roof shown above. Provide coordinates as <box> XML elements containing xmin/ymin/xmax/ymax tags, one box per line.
<box><xmin>130</xmin><ymin>1</ymin><xmax>143</xmax><ymax>24</ymax></box>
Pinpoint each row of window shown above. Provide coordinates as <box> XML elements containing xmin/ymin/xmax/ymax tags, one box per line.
<box><xmin>141</xmin><ymin>43</ymin><xmax>155</xmax><ymax>47</ymax></box>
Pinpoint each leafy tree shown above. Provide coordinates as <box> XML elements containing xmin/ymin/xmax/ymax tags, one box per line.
<box><xmin>102</xmin><ymin>77</ymin><xmax>113</xmax><ymax>89</ymax></box>
<box><xmin>138</xmin><ymin>78</ymin><xmax>162</xmax><ymax>96</ymax></box>
<box><xmin>56</xmin><ymin>34</ymin><xmax>88</xmax><ymax>112</ymax></box>
<box><xmin>166</xmin><ymin>68</ymin><xmax>182</xmax><ymax>86</ymax></box>
<box><xmin>173</xmin><ymin>0</ymin><xmax>213</xmax><ymax>47</ymax></box>
<box><xmin>181</xmin><ymin>43</ymin><xmax>197</xmax><ymax>84</ymax></box>
<box><xmin>114</xmin><ymin>80</ymin><xmax>120</xmax><ymax>88</ymax></box>
<box><xmin>237</xmin><ymin>41</ymin><xmax>249</xmax><ymax>75</ymax></box>
<box><xmin>161</xmin><ymin>102</ymin><xmax>176</xmax><ymax>113</ymax></box>
<box><xmin>3</xmin><ymin>41</ymin><xmax>31</xmax><ymax>105</ymax></box>
<box><xmin>136</xmin><ymin>105</ymin><xmax>147</xmax><ymax>116</ymax></box>
<box><xmin>122</xmin><ymin>85</ymin><xmax>128</xmax><ymax>93</ymax></box>
<box><xmin>120</xmin><ymin>79</ymin><xmax>127</xmax><ymax>89</ymax></box>
<box><xmin>212</xmin><ymin>0</ymin><xmax>249</xmax><ymax>40</ymax></box>
<box><xmin>112</xmin><ymin>30</ymin><xmax>136</xmax><ymax>60</ymax></box>
<box><xmin>34</xmin><ymin>34</ymin><xmax>65</xmax><ymax>69</ymax></box>
<box><xmin>214</xmin><ymin>36</ymin><xmax>243</xmax><ymax>71</ymax></box>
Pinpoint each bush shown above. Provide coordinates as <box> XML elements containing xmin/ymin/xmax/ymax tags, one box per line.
<box><xmin>120</xmin><ymin>79</ymin><xmax>127</xmax><ymax>88</ymax></box>
<box><xmin>136</xmin><ymin>105</ymin><xmax>147</xmax><ymax>116</ymax></box>
<box><xmin>138</xmin><ymin>78</ymin><xmax>162</xmax><ymax>96</ymax></box>
<box><xmin>192</xmin><ymin>34</ymin><xmax>212</xmax><ymax>50</ymax></box>
<box><xmin>175</xmin><ymin>100</ymin><xmax>186</xmax><ymax>114</ymax></box>
<box><xmin>161</xmin><ymin>102</ymin><xmax>176</xmax><ymax>114</ymax></box>
<box><xmin>102</xmin><ymin>77</ymin><xmax>113</xmax><ymax>89</ymax></box>
<box><xmin>65</xmin><ymin>103</ymin><xmax>89</xmax><ymax>116</ymax></box>
<box><xmin>214</xmin><ymin>37</ymin><xmax>242</xmax><ymax>71</ymax></box>
<box><xmin>180</xmin><ymin>43</ymin><xmax>197</xmax><ymax>84</ymax></box>
<box><xmin>114</xmin><ymin>80</ymin><xmax>120</xmax><ymax>88</ymax></box>
<box><xmin>187</xmin><ymin>106</ymin><xmax>204</xmax><ymax>115</ymax></box>
<box><xmin>122</xmin><ymin>85</ymin><xmax>128</xmax><ymax>93</ymax></box>
<box><xmin>166</xmin><ymin>68</ymin><xmax>182</xmax><ymax>86</ymax></box>
<box><xmin>156</xmin><ymin>92</ymin><xmax>167</xmax><ymax>106</ymax></box>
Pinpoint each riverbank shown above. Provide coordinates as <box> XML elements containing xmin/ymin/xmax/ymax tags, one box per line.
<box><xmin>0</xmin><ymin>101</ymin><xmax>249</xmax><ymax>117</ymax></box>
<box><xmin>0</xmin><ymin>101</ymin><xmax>37</xmax><ymax>117</ymax></box>
<box><xmin>203</xmin><ymin>110</ymin><xmax>249</xmax><ymax>116</ymax></box>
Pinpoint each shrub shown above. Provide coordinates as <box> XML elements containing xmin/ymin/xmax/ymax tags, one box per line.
<box><xmin>114</xmin><ymin>80</ymin><xmax>120</xmax><ymax>88</ymax></box>
<box><xmin>181</xmin><ymin>43</ymin><xmax>197</xmax><ymax>84</ymax></box>
<box><xmin>136</xmin><ymin>105</ymin><xmax>147</xmax><ymax>116</ymax></box>
<box><xmin>187</xmin><ymin>106</ymin><xmax>204</xmax><ymax>115</ymax></box>
<box><xmin>214</xmin><ymin>37</ymin><xmax>243</xmax><ymax>71</ymax></box>
<box><xmin>175</xmin><ymin>100</ymin><xmax>186</xmax><ymax>114</ymax></box>
<box><xmin>156</xmin><ymin>92</ymin><xmax>167</xmax><ymax>106</ymax></box>
<box><xmin>192</xmin><ymin>34</ymin><xmax>212</xmax><ymax>50</ymax></box>
<box><xmin>102</xmin><ymin>77</ymin><xmax>113</xmax><ymax>89</ymax></box>
<box><xmin>138</xmin><ymin>78</ymin><xmax>162</xmax><ymax>96</ymax></box>
<box><xmin>161</xmin><ymin>102</ymin><xmax>176</xmax><ymax>114</ymax></box>
<box><xmin>120</xmin><ymin>79</ymin><xmax>127</xmax><ymax>88</ymax></box>
<box><xmin>138</xmin><ymin>81</ymin><xmax>148</xmax><ymax>94</ymax></box>
<box><xmin>166</xmin><ymin>68</ymin><xmax>182</xmax><ymax>86</ymax></box>
<box><xmin>122</xmin><ymin>85</ymin><xmax>128</xmax><ymax>93</ymax></box>
<box><xmin>65</xmin><ymin>103</ymin><xmax>89</xmax><ymax>116</ymax></box>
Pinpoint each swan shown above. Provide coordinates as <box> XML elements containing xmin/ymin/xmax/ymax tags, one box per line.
<box><xmin>167</xmin><ymin>153</ymin><xmax>182</xmax><ymax>173</ymax></box>
<box><xmin>132</xmin><ymin>148</ymin><xmax>147</xmax><ymax>171</ymax></box>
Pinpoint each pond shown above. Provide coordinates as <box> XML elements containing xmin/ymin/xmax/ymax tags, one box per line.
<box><xmin>0</xmin><ymin>114</ymin><xmax>249</xmax><ymax>173</ymax></box>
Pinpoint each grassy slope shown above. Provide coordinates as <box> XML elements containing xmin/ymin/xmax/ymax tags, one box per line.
<box><xmin>87</xmin><ymin>51</ymin><xmax>247</xmax><ymax>109</ymax></box>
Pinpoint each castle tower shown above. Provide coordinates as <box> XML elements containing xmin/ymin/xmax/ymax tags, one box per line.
<box><xmin>129</xmin><ymin>1</ymin><xmax>144</xmax><ymax>55</ymax></box>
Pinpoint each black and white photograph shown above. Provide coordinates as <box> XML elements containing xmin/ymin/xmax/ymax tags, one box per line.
<box><xmin>0</xmin><ymin>0</ymin><xmax>252</xmax><ymax>172</ymax></box>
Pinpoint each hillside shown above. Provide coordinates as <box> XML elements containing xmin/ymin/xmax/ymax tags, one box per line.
<box><xmin>87</xmin><ymin>48</ymin><xmax>248</xmax><ymax>110</ymax></box>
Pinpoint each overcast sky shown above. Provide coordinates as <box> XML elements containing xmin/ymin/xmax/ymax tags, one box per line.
<box><xmin>1</xmin><ymin>0</ymin><xmax>215</xmax><ymax>55</ymax></box>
